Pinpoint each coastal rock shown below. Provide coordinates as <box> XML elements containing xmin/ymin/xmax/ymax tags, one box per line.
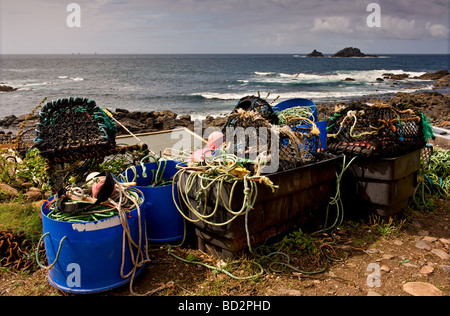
<box><xmin>179</xmin><ymin>115</ymin><xmax>192</xmax><ymax>122</ymax></box>
<box><xmin>434</xmin><ymin>74</ymin><xmax>450</xmax><ymax>89</ymax></box>
<box><xmin>389</xmin><ymin>91</ymin><xmax>450</xmax><ymax>127</ymax></box>
<box><xmin>0</xmin><ymin>184</ymin><xmax>19</xmax><ymax>199</ymax></box>
<box><xmin>112</xmin><ymin>109</ymin><xmax>198</xmax><ymax>135</ymax></box>
<box><xmin>403</xmin><ymin>282</ymin><xmax>443</xmax><ymax>296</ymax></box>
<box><xmin>0</xmin><ymin>115</ymin><xmax>18</xmax><ymax>128</ymax></box>
<box><xmin>116</xmin><ymin>117</ymin><xmax>146</xmax><ymax>133</ymax></box>
<box><xmin>431</xmin><ymin>249</ymin><xmax>450</xmax><ymax>260</ymax></box>
<box><xmin>0</xmin><ymin>85</ymin><xmax>18</xmax><ymax>92</ymax></box>
<box><xmin>25</xmin><ymin>187</ymin><xmax>44</xmax><ymax>202</ymax></box>
<box><xmin>332</xmin><ymin>47</ymin><xmax>377</xmax><ymax>58</ymax></box>
<box><xmin>206</xmin><ymin>115</ymin><xmax>227</xmax><ymax>128</ymax></box>
<box><xmin>420</xmin><ymin>265</ymin><xmax>434</xmax><ymax>275</ymax></box>
<box><xmin>306</xmin><ymin>49</ymin><xmax>324</xmax><ymax>57</ymax></box>
<box><xmin>415</xmin><ymin>240</ymin><xmax>431</xmax><ymax>251</ymax></box>
<box><xmin>154</xmin><ymin>110</ymin><xmax>177</xmax><ymax>120</ymax></box>
<box><xmin>383</xmin><ymin>73</ymin><xmax>410</xmax><ymax>80</ymax></box>
<box><xmin>415</xmin><ymin>69</ymin><xmax>449</xmax><ymax>80</ymax></box>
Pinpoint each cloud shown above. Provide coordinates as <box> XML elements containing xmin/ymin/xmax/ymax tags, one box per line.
<box><xmin>426</xmin><ymin>23</ymin><xmax>450</xmax><ymax>38</ymax></box>
<box><xmin>311</xmin><ymin>16</ymin><xmax>354</xmax><ymax>34</ymax></box>
<box><xmin>0</xmin><ymin>0</ymin><xmax>449</xmax><ymax>53</ymax></box>
<box><xmin>379</xmin><ymin>16</ymin><xmax>422</xmax><ymax>40</ymax></box>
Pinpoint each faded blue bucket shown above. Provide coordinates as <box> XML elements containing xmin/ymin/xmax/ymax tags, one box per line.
<box><xmin>122</xmin><ymin>160</ymin><xmax>185</xmax><ymax>243</ymax></box>
<box><xmin>274</xmin><ymin>98</ymin><xmax>318</xmax><ymax>122</ymax></box>
<box><xmin>316</xmin><ymin>120</ymin><xmax>328</xmax><ymax>149</ymax></box>
<box><xmin>286</xmin><ymin>120</ymin><xmax>328</xmax><ymax>151</ymax></box>
<box><xmin>40</xmin><ymin>193</ymin><xmax>146</xmax><ymax>294</ymax></box>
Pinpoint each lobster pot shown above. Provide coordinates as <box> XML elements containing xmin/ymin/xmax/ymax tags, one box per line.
<box><xmin>41</xmin><ymin>194</ymin><xmax>146</xmax><ymax>294</ymax></box>
<box><xmin>122</xmin><ymin>160</ymin><xmax>185</xmax><ymax>243</ymax></box>
<box><xmin>327</xmin><ymin>103</ymin><xmax>426</xmax><ymax>158</ymax></box>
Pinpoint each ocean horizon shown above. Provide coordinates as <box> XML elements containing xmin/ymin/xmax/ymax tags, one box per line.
<box><xmin>1</xmin><ymin>53</ymin><xmax>448</xmax><ymax>120</ymax></box>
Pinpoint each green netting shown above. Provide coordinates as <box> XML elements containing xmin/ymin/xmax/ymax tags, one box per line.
<box><xmin>34</xmin><ymin>97</ymin><xmax>116</xmax><ymax>160</ymax></box>
<box><xmin>326</xmin><ymin>103</ymin><xmax>429</xmax><ymax>158</ymax></box>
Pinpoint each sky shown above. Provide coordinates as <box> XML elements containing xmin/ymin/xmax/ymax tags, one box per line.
<box><xmin>0</xmin><ymin>0</ymin><xmax>449</xmax><ymax>54</ymax></box>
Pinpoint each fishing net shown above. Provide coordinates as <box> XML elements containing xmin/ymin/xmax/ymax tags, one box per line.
<box><xmin>34</xmin><ymin>97</ymin><xmax>148</xmax><ymax>192</ymax></box>
<box><xmin>232</xmin><ymin>95</ymin><xmax>279</xmax><ymax>125</ymax></box>
<box><xmin>222</xmin><ymin>96</ymin><xmax>325</xmax><ymax>172</ymax></box>
<box><xmin>326</xmin><ymin>103</ymin><xmax>428</xmax><ymax>158</ymax></box>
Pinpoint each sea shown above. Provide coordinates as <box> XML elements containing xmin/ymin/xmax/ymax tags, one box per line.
<box><xmin>0</xmin><ymin>54</ymin><xmax>449</xmax><ymax>120</ymax></box>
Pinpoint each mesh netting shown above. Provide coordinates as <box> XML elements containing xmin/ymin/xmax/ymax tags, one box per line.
<box><xmin>222</xmin><ymin>98</ymin><xmax>324</xmax><ymax>172</ymax></box>
<box><xmin>326</xmin><ymin>103</ymin><xmax>427</xmax><ymax>158</ymax></box>
<box><xmin>232</xmin><ymin>96</ymin><xmax>279</xmax><ymax>125</ymax></box>
<box><xmin>34</xmin><ymin>97</ymin><xmax>148</xmax><ymax>192</ymax></box>
<box><xmin>34</xmin><ymin>97</ymin><xmax>116</xmax><ymax>160</ymax></box>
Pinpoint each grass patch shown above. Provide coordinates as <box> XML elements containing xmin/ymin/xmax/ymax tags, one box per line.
<box><xmin>0</xmin><ymin>202</ymin><xmax>42</xmax><ymax>240</ymax></box>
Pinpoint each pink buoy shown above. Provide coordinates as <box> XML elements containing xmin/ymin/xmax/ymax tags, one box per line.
<box><xmin>207</xmin><ymin>131</ymin><xmax>224</xmax><ymax>149</ymax></box>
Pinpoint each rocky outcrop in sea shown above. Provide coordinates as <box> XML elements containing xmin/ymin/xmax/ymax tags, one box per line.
<box><xmin>306</xmin><ymin>49</ymin><xmax>324</xmax><ymax>57</ymax></box>
<box><xmin>332</xmin><ymin>47</ymin><xmax>377</xmax><ymax>58</ymax></box>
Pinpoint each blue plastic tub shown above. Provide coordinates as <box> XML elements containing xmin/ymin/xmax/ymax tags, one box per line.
<box><xmin>285</xmin><ymin>120</ymin><xmax>328</xmax><ymax>151</ymax></box>
<box><xmin>40</xmin><ymin>193</ymin><xmax>146</xmax><ymax>294</ymax></box>
<box><xmin>273</xmin><ymin>98</ymin><xmax>318</xmax><ymax>122</ymax></box>
<box><xmin>122</xmin><ymin>160</ymin><xmax>185</xmax><ymax>243</ymax></box>
<box><xmin>316</xmin><ymin>120</ymin><xmax>328</xmax><ymax>149</ymax></box>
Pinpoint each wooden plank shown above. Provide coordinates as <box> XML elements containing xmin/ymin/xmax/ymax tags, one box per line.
<box><xmin>116</xmin><ymin>128</ymin><xmax>205</xmax><ymax>156</ymax></box>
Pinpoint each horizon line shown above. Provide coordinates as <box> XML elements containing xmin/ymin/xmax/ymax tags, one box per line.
<box><xmin>1</xmin><ymin>52</ymin><xmax>449</xmax><ymax>56</ymax></box>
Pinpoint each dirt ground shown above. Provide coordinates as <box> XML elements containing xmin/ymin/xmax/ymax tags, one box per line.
<box><xmin>1</xmin><ymin>197</ymin><xmax>448</xmax><ymax>297</ymax></box>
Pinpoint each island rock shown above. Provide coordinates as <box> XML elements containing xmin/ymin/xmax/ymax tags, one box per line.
<box><xmin>306</xmin><ymin>49</ymin><xmax>324</xmax><ymax>57</ymax></box>
<box><xmin>332</xmin><ymin>47</ymin><xmax>377</xmax><ymax>58</ymax></box>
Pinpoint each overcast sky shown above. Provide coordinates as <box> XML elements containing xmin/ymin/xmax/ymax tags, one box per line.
<box><xmin>1</xmin><ymin>0</ymin><xmax>449</xmax><ymax>54</ymax></box>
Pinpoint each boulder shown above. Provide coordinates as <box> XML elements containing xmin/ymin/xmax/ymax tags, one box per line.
<box><xmin>0</xmin><ymin>115</ymin><xmax>17</xmax><ymax>128</ymax></box>
<box><xmin>0</xmin><ymin>85</ymin><xmax>18</xmax><ymax>92</ymax></box>
<box><xmin>383</xmin><ymin>73</ymin><xmax>410</xmax><ymax>80</ymax></box>
<box><xmin>403</xmin><ymin>282</ymin><xmax>443</xmax><ymax>296</ymax></box>
<box><xmin>0</xmin><ymin>183</ymin><xmax>19</xmax><ymax>199</ymax></box>
<box><xmin>389</xmin><ymin>92</ymin><xmax>450</xmax><ymax>127</ymax></box>
<box><xmin>415</xmin><ymin>69</ymin><xmax>449</xmax><ymax>80</ymax></box>
<box><xmin>332</xmin><ymin>47</ymin><xmax>377</xmax><ymax>58</ymax></box>
<box><xmin>25</xmin><ymin>187</ymin><xmax>44</xmax><ymax>202</ymax></box>
<box><xmin>306</xmin><ymin>49</ymin><xmax>324</xmax><ymax>57</ymax></box>
<box><xmin>434</xmin><ymin>74</ymin><xmax>450</xmax><ymax>89</ymax></box>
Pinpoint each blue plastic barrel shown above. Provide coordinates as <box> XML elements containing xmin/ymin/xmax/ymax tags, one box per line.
<box><xmin>40</xmin><ymin>194</ymin><xmax>146</xmax><ymax>294</ymax></box>
<box><xmin>122</xmin><ymin>160</ymin><xmax>185</xmax><ymax>243</ymax></box>
<box><xmin>273</xmin><ymin>98</ymin><xmax>318</xmax><ymax>122</ymax></box>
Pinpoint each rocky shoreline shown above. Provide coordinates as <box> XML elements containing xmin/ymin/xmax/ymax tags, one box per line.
<box><xmin>0</xmin><ymin>70</ymin><xmax>448</xmax><ymax>145</ymax></box>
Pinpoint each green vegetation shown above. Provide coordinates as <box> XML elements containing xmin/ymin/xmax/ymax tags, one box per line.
<box><xmin>0</xmin><ymin>202</ymin><xmax>42</xmax><ymax>240</ymax></box>
<box><xmin>413</xmin><ymin>147</ymin><xmax>450</xmax><ymax>210</ymax></box>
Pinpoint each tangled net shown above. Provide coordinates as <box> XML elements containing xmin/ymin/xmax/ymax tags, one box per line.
<box><xmin>326</xmin><ymin>103</ymin><xmax>430</xmax><ymax>158</ymax></box>
<box><xmin>232</xmin><ymin>95</ymin><xmax>279</xmax><ymax>125</ymax></box>
<box><xmin>222</xmin><ymin>96</ymin><xmax>325</xmax><ymax>172</ymax></box>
